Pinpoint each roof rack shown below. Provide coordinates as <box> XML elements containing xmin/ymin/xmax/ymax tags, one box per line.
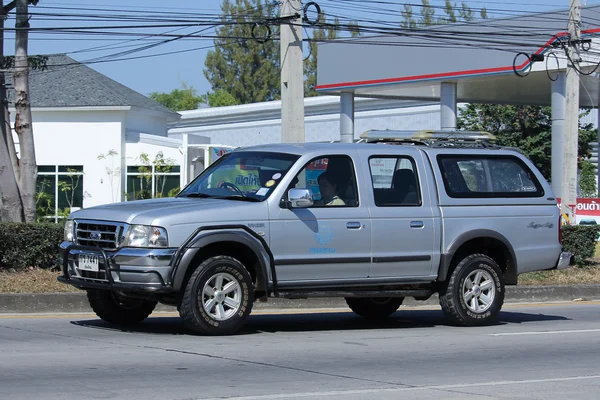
<box><xmin>360</xmin><ymin>129</ymin><xmax>497</xmax><ymax>148</ymax></box>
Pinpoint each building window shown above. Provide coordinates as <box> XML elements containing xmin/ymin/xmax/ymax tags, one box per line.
<box><xmin>126</xmin><ymin>165</ymin><xmax>181</xmax><ymax>200</ymax></box>
<box><xmin>36</xmin><ymin>165</ymin><xmax>84</xmax><ymax>222</ymax></box>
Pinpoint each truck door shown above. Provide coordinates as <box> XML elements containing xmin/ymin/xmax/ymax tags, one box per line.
<box><xmin>364</xmin><ymin>151</ymin><xmax>437</xmax><ymax>279</ymax></box>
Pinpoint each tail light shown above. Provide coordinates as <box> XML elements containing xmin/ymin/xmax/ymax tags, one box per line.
<box><xmin>558</xmin><ymin>213</ymin><xmax>562</xmax><ymax>244</ymax></box>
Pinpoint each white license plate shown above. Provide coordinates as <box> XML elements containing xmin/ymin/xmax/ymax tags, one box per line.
<box><xmin>78</xmin><ymin>254</ymin><xmax>99</xmax><ymax>272</ymax></box>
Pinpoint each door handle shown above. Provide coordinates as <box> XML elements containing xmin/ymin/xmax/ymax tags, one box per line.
<box><xmin>346</xmin><ymin>222</ymin><xmax>362</xmax><ymax>229</ymax></box>
<box><xmin>410</xmin><ymin>221</ymin><xmax>424</xmax><ymax>228</ymax></box>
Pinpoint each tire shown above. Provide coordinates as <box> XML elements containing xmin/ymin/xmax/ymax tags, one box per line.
<box><xmin>179</xmin><ymin>256</ymin><xmax>254</xmax><ymax>335</ymax></box>
<box><xmin>86</xmin><ymin>289</ymin><xmax>157</xmax><ymax>324</ymax></box>
<box><xmin>439</xmin><ymin>254</ymin><xmax>505</xmax><ymax>326</ymax></box>
<box><xmin>345</xmin><ymin>297</ymin><xmax>404</xmax><ymax>320</ymax></box>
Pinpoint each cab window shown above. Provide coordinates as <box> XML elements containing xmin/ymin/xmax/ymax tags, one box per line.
<box><xmin>288</xmin><ymin>155</ymin><xmax>359</xmax><ymax>207</ymax></box>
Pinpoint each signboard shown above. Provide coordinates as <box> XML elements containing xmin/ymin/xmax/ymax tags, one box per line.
<box><xmin>208</xmin><ymin>146</ymin><xmax>233</xmax><ymax>164</ymax></box>
<box><xmin>306</xmin><ymin>158</ymin><xmax>328</xmax><ymax>200</ymax></box>
<box><xmin>556</xmin><ymin>198</ymin><xmax>600</xmax><ymax>224</ymax></box>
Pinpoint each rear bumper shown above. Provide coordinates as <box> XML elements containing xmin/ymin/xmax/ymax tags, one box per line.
<box><xmin>555</xmin><ymin>251</ymin><xmax>575</xmax><ymax>270</ymax></box>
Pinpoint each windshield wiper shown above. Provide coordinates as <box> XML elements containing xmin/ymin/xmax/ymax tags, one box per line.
<box><xmin>180</xmin><ymin>193</ymin><xmax>213</xmax><ymax>198</ymax></box>
<box><xmin>217</xmin><ymin>195</ymin><xmax>261</xmax><ymax>202</ymax></box>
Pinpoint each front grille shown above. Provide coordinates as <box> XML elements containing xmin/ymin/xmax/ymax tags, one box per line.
<box><xmin>75</xmin><ymin>220</ymin><xmax>127</xmax><ymax>250</ymax></box>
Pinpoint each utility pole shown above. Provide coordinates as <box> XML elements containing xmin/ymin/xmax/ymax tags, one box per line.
<box><xmin>280</xmin><ymin>0</ymin><xmax>304</xmax><ymax>143</ymax></box>
<box><xmin>562</xmin><ymin>0</ymin><xmax>581</xmax><ymax>225</ymax></box>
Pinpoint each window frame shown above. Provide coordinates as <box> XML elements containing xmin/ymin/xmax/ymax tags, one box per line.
<box><xmin>368</xmin><ymin>155</ymin><xmax>422</xmax><ymax>207</ymax></box>
<box><xmin>437</xmin><ymin>154</ymin><xmax>545</xmax><ymax>199</ymax></box>
<box><xmin>37</xmin><ymin>165</ymin><xmax>84</xmax><ymax>222</ymax></box>
<box><xmin>126</xmin><ymin>164</ymin><xmax>181</xmax><ymax>200</ymax></box>
<box><xmin>288</xmin><ymin>154</ymin><xmax>360</xmax><ymax>208</ymax></box>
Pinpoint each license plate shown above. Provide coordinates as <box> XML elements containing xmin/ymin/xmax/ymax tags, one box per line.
<box><xmin>78</xmin><ymin>254</ymin><xmax>99</xmax><ymax>272</ymax></box>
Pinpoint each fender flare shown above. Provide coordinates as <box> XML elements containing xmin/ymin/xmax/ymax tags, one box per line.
<box><xmin>168</xmin><ymin>225</ymin><xmax>276</xmax><ymax>295</ymax></box>
<box><xmin>438</xmin><ymin>229</ymin><xmax>518</xmax><ymax>283</ymax></box>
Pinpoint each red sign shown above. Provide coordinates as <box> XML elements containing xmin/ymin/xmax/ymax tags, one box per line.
<box><xmin>557</xmin><ymin>198</ymin><xmax>600</xmax><ymax>216</ymax></box>
<box><xmin>306</xmin><ymin>158</ymin><xmax>328</xmax><ymax>170</ymax></box>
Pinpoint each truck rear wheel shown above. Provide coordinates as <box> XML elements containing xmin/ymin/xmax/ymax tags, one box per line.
<box><xmin>345</xmin><ymin>297</ymin><xmax>404</xmax><ymax>320</ymax></box>
<box><xmin>179</xmin><ymin>256</ymin><xmax>254</xmax><ymax>335</ymax></box>
<box><xmin>439</xmin><ymin>254</ymin><xmax>504</xmax><ymax>326</ymax></box>
<box><xmin>87</xmin><ymin>289</ymin><xmax>157</xmax><ymax>324</ymax></box>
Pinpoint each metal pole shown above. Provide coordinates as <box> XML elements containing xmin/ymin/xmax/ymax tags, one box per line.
<box><xmin>562</xmin><ymin>0</ymin><xmax>581</xmax><ymax>224</ymax></box>
<box><xmin>280</xmin><ymin>0</ymin><xmax>304</xmax><ymax>143</ymax></box>
<box><xmin>440</xmin><ymin>82</ymin><xmax>457</xmax><ymax>130</ymax></box>
<box><xmin>551</xmin><ymin>71</ymin><xmax>567</xmax><ymax>199</ymax></box>
<box><xmin>340</xmin><ymin>92</ymin><xmax>355</xmax><ymax>143</ymax></box>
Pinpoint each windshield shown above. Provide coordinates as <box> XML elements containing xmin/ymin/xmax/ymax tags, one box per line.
<box><xmin>178</xmin><ymin>151</ymin><xmax>300</xmax><ymax>201</ymax></box>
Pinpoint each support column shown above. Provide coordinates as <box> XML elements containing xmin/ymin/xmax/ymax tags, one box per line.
<box><xmin>551</xmin><ymin>71</ymin><xmax>567</xmax><ymax>200</ymax></box>
<box><xmin>340</xmin><ymin>92</ymin><xmax>355</xmax><ymax>143</ymax></box>
<box><xmin>440</xmin><ymin>82</ymin><xmax>457</xmax><ymax>131</ymax></box>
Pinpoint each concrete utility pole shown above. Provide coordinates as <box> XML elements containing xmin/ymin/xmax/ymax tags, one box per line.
<box><xmin>280</xmin><ymin>0</ymin><xmax>304</xmax><ymax>143</ymax></box>
<box><xmin>562</xmin><ymin>0</ymin><xmax>581</xmax><ymax>225</ymax></box>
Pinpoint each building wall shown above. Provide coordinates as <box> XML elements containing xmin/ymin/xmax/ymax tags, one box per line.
<box><xmin>169</xmin><ymin>98</ymin><xmax>442</xmax><ymax>147</ymax></box>
<box><xmin>125</xmin><ymin>109</ymin><xmax>170</xmax><ymax>137</ymax></box>
<box><xmin>17</xmin><ymin>109</ymin><xmax>126</xmax><ymax>208</ymax></box>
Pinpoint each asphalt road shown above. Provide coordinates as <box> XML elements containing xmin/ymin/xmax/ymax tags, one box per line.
<box><xmin>1</xmin><ymin>302</ymin><xmax>600</xmax><ymax>400</ymax></box>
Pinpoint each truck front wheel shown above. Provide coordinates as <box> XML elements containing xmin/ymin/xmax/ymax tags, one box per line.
<box><xmin>345</xmin><ymin>297</ymin><xmax>404</xmax><ymax>320</ymax></box>
<box><xmin>87</xmin><ymin>289</ymin><xmax>157</xmax><ymax>324</ymax></box>
<box><xmin>179</xmin><ymin>256</ymin><xmax>254</xmax><ymax>335</ymax></box>
<box><xmin>439</xmin><ymin>254</ymin><xmax>505</xmax><ymax>326</ymax></box>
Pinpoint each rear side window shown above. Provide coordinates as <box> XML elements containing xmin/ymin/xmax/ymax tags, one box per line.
<box><xmin>369</xmin><ymin>156</ymin><xmax>421</xmax><ymax>206</ymax></box>
<box><xmin>437</xmin><ymin>155</ymin><xmax>544</xmax><ymax>198</ymax></box>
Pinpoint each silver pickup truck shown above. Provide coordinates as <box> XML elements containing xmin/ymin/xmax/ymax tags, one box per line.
<box><xmin>58</xmin><ymin>130</ymin><xmax>572</xmax><ymax>335</ymax></box>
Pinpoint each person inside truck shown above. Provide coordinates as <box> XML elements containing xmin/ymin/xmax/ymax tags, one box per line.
<box><xmin>318</xmin><ymin>171</ymin><xmax>345</xmax><ymax>206</ymax></box>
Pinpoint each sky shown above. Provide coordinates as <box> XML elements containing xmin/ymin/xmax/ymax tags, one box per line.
<box><xmin>4</xmin><ymin>0</ymin><xmax>599</xmax><ymax>99</ymax></box>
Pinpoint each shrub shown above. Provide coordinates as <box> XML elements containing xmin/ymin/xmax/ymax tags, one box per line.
<box><xmin>561</xmin><ymin>225</ymin><xmax>600</xmax><ymax>265</ymax></box>
<box><xmin>0</xmin><ymin>223</ymin><xmax>64</xmax><ymax>270</ymax></box>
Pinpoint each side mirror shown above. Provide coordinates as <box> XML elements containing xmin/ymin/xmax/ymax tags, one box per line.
<box><xmin>288</xmin><ymin>188</ymin><xmax>314</xmax><ymax>208</ymax></box>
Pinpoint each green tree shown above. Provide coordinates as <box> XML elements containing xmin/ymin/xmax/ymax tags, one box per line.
<box><xmin>420</xmin><ymin>0</ymin><xmax>435</xmax><ymax>26</ymax></box>
<box><xmin>401</xmin><ymin>0</ymin><xmax>486</xmax><ymax>27</ymax></box>
<box><xmin>443</xmin><ymin>0</ymin><xmax>457</xmax><ymax>23</ymax></box>
<box><xmin>0</xmin><ymin>0</ymin><xmax>44</xmax><ymax>223</ymax></box>
<box><xmin>205</xmin><ymin>89</ymin><xmax>239</xmax><ymax>107</ymax></box>
<box><xmin>205</xmin><ymin>1</ymin><xmax>360</xmax><ymax>103</ymax></box>
<box><xmin>457</xmin><ymin>104</ymin><xmax>596</xmax><ymax>181</ymax></box>
<box><xmin>149</xmin><ymin>82</ymin><xmax>204</xmax><ymax>111</ymax></box>
<box><xmin>401</xmin><ymin>5</ymin><xmax>417</xmax><ymax>29</ymax></box>
<box><xmin>204</xmin><ymin>0</ymin><xmax>280</xmax><ymax>105</ymax></box>
<box><xmin>578</xmin><ymin>159</ymin><xmax>598</xmax><ymax>198</ymax></box>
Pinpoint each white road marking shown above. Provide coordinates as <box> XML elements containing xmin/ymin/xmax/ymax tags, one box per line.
<box><xmin>490</xmin><ymin>328</ymin><xmax>600</xmax><ymax>336</ymax></box>
<box><xmin>200</xmin><ymin>375</ymin><xmax>600</xmax><ymax>400</ymax></box>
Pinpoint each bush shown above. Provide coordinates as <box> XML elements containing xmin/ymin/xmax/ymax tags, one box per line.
<box><xmin>0</xmin><ymin>223</ymin><xmax>64</xmax><ymax>270</ymax></box>
<box><xmin>561</xmin><ymin>225</ymin><xmax>600</xmax><ymax>265</ymax></box>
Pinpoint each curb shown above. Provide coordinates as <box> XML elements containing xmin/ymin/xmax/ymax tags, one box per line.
<box><xmin>1</xmin><ymin>285</ymin><xmax>599</xmax><ymax>314</ymax></box>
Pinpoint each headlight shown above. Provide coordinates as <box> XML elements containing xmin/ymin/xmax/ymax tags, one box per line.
<box><xmin>124</xmin><ymin>225</ymin><xmax>168</xmax><ymax>248</ymax></box>
<box><xmin>64</xmin><ymin>220</ymin><xmax>74</xmax><ymax>242</ymax></box>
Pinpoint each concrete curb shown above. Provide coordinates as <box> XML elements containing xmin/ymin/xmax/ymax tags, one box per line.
<box><xmin>1</xmin><ymin>285</ymin><xmax>599</xmax><ymax>314</ymax></box>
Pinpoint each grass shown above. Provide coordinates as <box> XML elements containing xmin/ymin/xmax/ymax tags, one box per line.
<box><xmin>0</xmin><ymin>268</ymin><xmax>79</xmax><ymax>294</ymax></box>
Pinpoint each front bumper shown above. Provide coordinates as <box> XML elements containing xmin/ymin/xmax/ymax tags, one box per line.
<box><xmin>555</xmin><ymin>251</ymin><xmax>575</xmax><ymax>270</ymax></box>
<box><xmin>58</xmin><ymin>241</ymin><xmax>177</xmax><ymax>293</ymax></box>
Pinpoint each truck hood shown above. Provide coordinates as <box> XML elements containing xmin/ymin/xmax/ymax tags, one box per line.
<box><xmin>69</xmin><ymin>197</ymin><xmax>266</xmax><ymax>226</ymax></box>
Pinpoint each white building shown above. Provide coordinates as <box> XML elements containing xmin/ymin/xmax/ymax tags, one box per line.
<box><xmin>10</xmin><ymin>55</ymin><xmax>182</xmax><ymax>218</ymax></box>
